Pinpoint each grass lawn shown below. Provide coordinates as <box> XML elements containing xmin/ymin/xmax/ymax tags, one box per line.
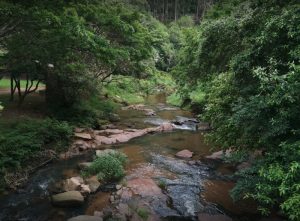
<box><xmin>0</xmin><ymin>78</ymin><xmax>45</xmax><ymax>89</ymax></box>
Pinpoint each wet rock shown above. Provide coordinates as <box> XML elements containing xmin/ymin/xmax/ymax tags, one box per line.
<box><xmin>51</xmin><ymin>191</ymin><xmax>84</xmax><ymax>207</ymax></box>
<box><xmin>159</xmin><ymin>123</ymin><xmax>174</xmax><ymax>132</ymax></box>
<box><xmin>175</xmin><ymin>149</ymin><xmax>194</xmax><ymax>159</ymax></box>
<box><xmin>80</xmin><ymin>184</ymin><xmax>91</xmax><ymax>194</ymax></box>
<box><xmin>198</xmin><ymin>213</ymin><xmax>232</xmax><ymax>221</ymax></box>
<box><xmin>206</xmin><ymin>150</ymin><xmax>232</xmax><ymax>160</ymax></box>
<box><xmin>86</xmin><ymin>176</ymin><xmax>101</xmax><ymax>193</ymax></box>
<box><xmin>74</xmin><ymin>133</ymin><xmax>92</xmax><ymax>140</ymax></box>
<box><xmin>127</xmin><ymin>178</ymin><xmax>162</xmax><ymax>197</ymax></box>
<box><xmin>95</xmin><ymin>136</ymin><xmax>117</xmax><ymax>145</ymax></box>
<box><xmin>151</xmin><ymin>154</ymin><xmax>215</xmax><ymax>217</ymax></box>
<box><xmin>63</xmin><ymin>177</ymin><xmax>84</xmax><ymax>192</ymax></box>
<box><xmin>78</xmin><ymin>162</ymin><xmax>92</xmax><ymax>170</ymax></box>
<box><xmin>96</xmin><ymin>129</ymin><xmax>124</xmax><ymax>135</ymax></box>
<box><xmin>74</xmin><ymin>140</ymin><xmax>90</xmax><ymax>151</ymax></box>
<box><xmin>145</xmin><ymin>109</ymin><xmax>156</xmax><ymax>116</ymax></box>
<box><xmin>68</xmin><ymin>215</ymin><xmax>103</xmax><ymax>221</ymax></box>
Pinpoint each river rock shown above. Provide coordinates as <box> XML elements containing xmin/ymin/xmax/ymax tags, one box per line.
<box><xmin>74</xmin><ymin>133</ymin><xmax>92</xmax><ymax>140</ymax></box>
<box><xmin>63</xmin><ymin>177</ymin><xmax>84</xmax><ymax>191</ymax></box>
<box><xmin>95</xmin><ymin>136</ymin><xmax>117</xmax><ymax>145</ymax></box>
<box><xmin>86</xmin><ymin>176</ymin><xmax>101</xmax><ymax>193</ymax></box>
<box><xmin>80</xmin><ymin>184</ymin><xmax>91</xmax><ymax>194</ymax></box>
<box><xmin>175</xmin><ymin>149</ymin><xmax>193</xmax><ymax>159</ymax></box>
<box><xmin>159</xmin><ymin>123</ymin><xmax>174</xmax><ymax>132</ymax></box>
<box><xmin>206</xmin><ymin>150</ymin><xmax>232</xmax><ymax>160</ymax></box>
<box><xmin>68</xmin><ymin>215</ymin><xmax>103</xmax><ymax>221</ymax></box>
<box><xmin>52</xmin><ymin>191</ymin><xmax>84</xmax><ymax>207</ymax></box>
<box><xmin>127</xmin><ymin>178</ymin><xmax>162</xmax><ymax>197</ymax></box>
<box><xmin>198</xmin><ymin>213</ymin><xmax>232</xmax><ymax>221</ymax></box>
<box><xmin>74</xmin><ymin>140</ymin><xmax>90</xmax><ymax>151</ymax></box>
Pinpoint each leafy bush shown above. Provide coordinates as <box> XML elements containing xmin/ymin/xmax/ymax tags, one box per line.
<box><xmin>82</xmin><ymin>151</ymin><xmax>127</xmax><ymax>182</ymax></box>
<box><xmin>0</xmin><ymin>118</ymin><xmax>73</xmax><ymax>170</ymax></box>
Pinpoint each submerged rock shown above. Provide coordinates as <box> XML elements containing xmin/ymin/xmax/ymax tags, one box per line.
<box><xmin>175</xmin><ymin>149</ymin><xmax>194</xmax><ymax>159</ymax></box>
<box><xmin>68</xmin><ymin>215</ymin><xmax>103</xmax><ymax>221</ymax></box>
<box><xmin>51</xmin><ymin>191</ymin><xmax>84</xmax><ymax>207</ymax></box>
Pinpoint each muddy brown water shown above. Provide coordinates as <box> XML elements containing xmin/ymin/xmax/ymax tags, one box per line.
<box><xmin>0</xmin><ymin>94</ymin><xmax>283</xmax><ymax>221</ymax></box>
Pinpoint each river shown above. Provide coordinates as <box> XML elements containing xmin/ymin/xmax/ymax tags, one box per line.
<box><xmin>0</xmin><ymin>94</ymin><xmax>283</xmax><ymax>221</ymax></box>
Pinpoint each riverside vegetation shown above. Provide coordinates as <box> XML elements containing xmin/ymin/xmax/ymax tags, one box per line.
<box><xmin>0</xmin><ymin>0</ymin><xmax>299</xmax><ymax>220</ymax></box>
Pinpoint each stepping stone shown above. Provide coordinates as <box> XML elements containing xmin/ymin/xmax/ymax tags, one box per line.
<box><xmin>175</xmin><ymin>149</ymin><xmax>193</xmax><ymax>158</ymax></box>
<box><xmin>51</xmin><ymin>191</ymin><xmax>84</xmax><ymax>207</ymax></box>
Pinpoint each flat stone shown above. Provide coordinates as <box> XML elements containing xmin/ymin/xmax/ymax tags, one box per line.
<box><xmin>198</xmin><ymin>214</ymin><xmax>232</xmax><ymax>221</ymax></box>
<box><xmin>127</xmin><ymin>178</ymin><xmax>162</xmax><ymax>197</ymax></box>
<box><xmin>175</xmin><ymin>149</ymin><xmax>193</xmax><ymax>159</ymax></box>
<box><xmin>52</xmin><ymin>191</ymin><xmax>84</xmax><ymax>207</ymax></box>
<box><xmin>74</xmin><ymin>133</ymin><xmax>92</xmax><ymax>140</ymax></box>
<box><xmin>68</xmin><ymin>215</ymin><xmax>103</xmax><ymax>221</ymax></box>
<box><xmin>95</xmin><ymin>136</ymin><xmax>117</xmax><ymax>145</ymax></box>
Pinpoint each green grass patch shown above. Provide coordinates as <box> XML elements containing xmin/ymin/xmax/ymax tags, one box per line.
<box><xmin>0</xmin><ymin>78</ymin><xmax>44</xmax><ymax>89</ymax></box>
<box><xmin>82</xmin><ymin>150</ymin><xmax>127</xmax><ymax>182</ymax></box>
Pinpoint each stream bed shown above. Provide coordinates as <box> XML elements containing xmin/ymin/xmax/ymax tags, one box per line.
<box><xmin>0</xmin><ymin>94</ymin><xmax>283</xmax><ymax>221</ymax></box>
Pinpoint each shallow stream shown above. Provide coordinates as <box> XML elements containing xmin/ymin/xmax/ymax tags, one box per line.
<box><xmin>0</xmin><ymin>94</ymin><xmax>282</xmax><ymax>221</ymax></box>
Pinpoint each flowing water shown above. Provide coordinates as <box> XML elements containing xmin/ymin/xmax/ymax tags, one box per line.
<box><xmin>0</xmin><ymin>94</ymin><xmax>283</xmax><ymax>221</ymax></box>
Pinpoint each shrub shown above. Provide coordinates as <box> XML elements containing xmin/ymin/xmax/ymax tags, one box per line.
<box><xmin>82</xmin><ymin>151</ymin><xmax>127</xmax><ymax>182</ymax></box>
<box><xmin>0</xmin><ymin>118</ymin><xmax>73</xmax><ymax>170</ymax></box>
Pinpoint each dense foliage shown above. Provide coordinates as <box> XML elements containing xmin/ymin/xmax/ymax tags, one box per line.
<box><xmin>173</xmin><ymin>0</ymin><xmax>300</xmax><ymax>219</ymax></box>
<box><xmin>82</xmin><ymin>151</ymin><xmax>128</xmax><ymax>182</ymax></box>
<box><xmin>0</xmin><ymin>118</ymin><xmax>73</xmax><ymax>189</ymax></box>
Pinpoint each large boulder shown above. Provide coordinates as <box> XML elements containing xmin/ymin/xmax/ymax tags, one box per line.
<box><xmin>68</xmin><ymin>215</ymin><xmax>103</xmax><ymax>221</ymax></box>
<box><xmin>175</xmin><ymin>149</ymin><xmax>193</xmax><ymax>159</ymax></box>
<box><xmin>51</xmin><ymin>191</ymin><xmax>84</xmax><ymax>207</ymax></box>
